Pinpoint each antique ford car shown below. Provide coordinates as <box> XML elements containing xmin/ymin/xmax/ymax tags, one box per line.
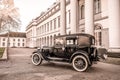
<box><xmin>31</xmin><ymin>33</ymin><xmax>107</xmax><ymax>72</ymax></box>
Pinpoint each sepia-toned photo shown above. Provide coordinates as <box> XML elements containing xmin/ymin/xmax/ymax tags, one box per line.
<box><xmin>0</xmin><ymin>0</ymin><xmax>120</xmax><ymax>80</ymax></box>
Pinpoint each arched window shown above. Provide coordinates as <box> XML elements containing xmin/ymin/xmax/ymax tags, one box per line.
<box><xmin>45</xmin><ymin>37</ymin><xmax>46</xmax><ymax>45</ymax></box>
<box><xmin>54</xmin><ymin>34</ymin><xmax>56</xmax><ymax>45</ymax></box>
<box><xmin>40</xmin><ymin>38</ymin><xmax>41</xmax><ymax>47</ymax></box>
<box><xmin>94</xmin><ymin>0</ymin><xmax>101</xmax><ymax>14</ymax></box>
<box><xmin>38</xmin><ymin>39</ymin><xmax>40</xmax><ymax>47</ymax></box>
<box><xmin>50</xmin><ymin>36</ymin><xmax>52</xmax><ymax>46</ymax></box>
<box><xmin>94</xmin><ymin>24</ymin><xmax>102</xmax><ymax>46</ymax></box>
<box><xmin>81</xmin><ymin>5</ymin><xmax>85</xmax><ymax>19</ymax></box>
<box><xmin>47</xmin><ymin>36</ymin><xmax>49</xmax><ymax>46</ymax></box>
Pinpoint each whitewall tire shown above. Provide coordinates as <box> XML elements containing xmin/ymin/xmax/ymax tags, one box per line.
<box><xmin>72</xmin><ymin>55</ymin><xmax>89</xmax><ymax>72</ymax></box>
<box><xmin>32</xmin><ymin>53</ymin><xmax>42</xmax><ymax>66</ymax></box>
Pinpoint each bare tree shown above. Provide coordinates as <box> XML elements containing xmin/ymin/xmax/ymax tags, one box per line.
<box><xmin>0</xmin><ymin>0</ymin><xmax>21</xmax><ymax>33</ymax></box>
<box><xmin>0</xmin><ymin>0</ymin><xmax>21</xmax><ymax>54</ymax></box>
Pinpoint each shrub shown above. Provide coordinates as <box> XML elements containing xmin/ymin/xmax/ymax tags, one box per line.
<box><xmin>0</xmin><ymin>48</ymin><xmax>5</xmax><ymax>58</ymax></box>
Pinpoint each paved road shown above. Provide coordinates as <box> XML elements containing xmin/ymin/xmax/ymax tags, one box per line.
<box><xmin>0</xmin><ymin>48</ymin><xmax>120</xmax><ymax>80</ymax></box>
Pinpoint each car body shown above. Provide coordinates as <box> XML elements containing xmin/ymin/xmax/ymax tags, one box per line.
<box><xmin>31</xmin><ymin>33</ymin><xmax>107</xmax><ymax>72</ymax></box>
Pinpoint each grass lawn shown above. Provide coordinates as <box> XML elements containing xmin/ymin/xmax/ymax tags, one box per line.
<box><xmin>0</xmin><ymin>48</ymin><xmax>5</xmax><ymax>58</ymax></box>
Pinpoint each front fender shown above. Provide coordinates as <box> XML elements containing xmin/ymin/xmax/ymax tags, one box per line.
<box><xmin>70</xmin><ymin>51</ymin><xmax>91</xmax><ymax>65</ymax></box>
<box><xmin>32</xmin><ymin>51</ymin><xmax>37</xmax><ymax>54</ymax></box>
<box><xmin>32</xmin><ymin>49</ymin><xmax>45</xmax><ymax>59</ymax></box>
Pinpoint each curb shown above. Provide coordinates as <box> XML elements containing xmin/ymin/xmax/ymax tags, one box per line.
<box><xmin>0</xmin><ymin>48</ymin><xmax>8</xmax><ymax>61</ymax></box>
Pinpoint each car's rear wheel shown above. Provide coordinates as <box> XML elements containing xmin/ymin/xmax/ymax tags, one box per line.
<box><xmin>32</xmin><ymin>53</ymin><xmax>42</xmax><ymax>66</ymax></box>
<box><xmin>72</xmin><ymin>55</ymin><xmax>89</xmax><ymax>72</ymax></box>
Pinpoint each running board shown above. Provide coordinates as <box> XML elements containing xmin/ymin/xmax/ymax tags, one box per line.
<box><xmin>47</xmin><ymin>57</ymin><xmax>69</xmax><ymax>62</ymax></box>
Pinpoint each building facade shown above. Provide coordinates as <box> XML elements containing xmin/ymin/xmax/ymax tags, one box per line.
<box><xmin>0</xmin><ymin>32</ymin><xmax>26</xmax><ymax>47</ymax></box>
<box><xmin>26</xmin><ymin>0</ymin><xmax>120</xmax><ymax>52</ymax></box>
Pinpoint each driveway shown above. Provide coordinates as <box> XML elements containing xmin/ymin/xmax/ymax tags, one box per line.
<box><xmin>0</xmin><ymin>48</ymin><xmax>120</xmax><ymax>80</ymax></box>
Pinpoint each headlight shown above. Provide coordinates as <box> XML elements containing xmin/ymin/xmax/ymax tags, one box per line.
<box><xmin>37</xmin><ymin>47</ymin><xmax>40</xmax><ymax>50</ymax></box>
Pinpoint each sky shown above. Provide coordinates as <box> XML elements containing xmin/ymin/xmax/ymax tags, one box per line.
<box><xmin>14</xmin><ymin>0</ymin><xmax>56</xmax><ymax>32</ymax></box>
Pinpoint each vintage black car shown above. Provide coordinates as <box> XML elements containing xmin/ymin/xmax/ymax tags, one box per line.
<box><xmin>31</xmin><ymin>33</ymin><xmax>107</xmax><ymax>72</ymax></box>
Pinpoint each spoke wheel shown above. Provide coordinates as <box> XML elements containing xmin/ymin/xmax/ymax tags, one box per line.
<box><xmin>72</xmin><ymin>55</ymin><xmax>88</xmax><ymax>72</ymax></box>
<box><xmin>32</xmin><ymin>53</ymin><xmax>42</xmax><ymax>66</ymax></box>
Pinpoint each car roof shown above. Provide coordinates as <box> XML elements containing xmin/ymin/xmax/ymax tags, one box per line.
<box><xmin>55</xmin><ymin>33</ymin><xmax>95</xmax><ymax>39</ymax></box>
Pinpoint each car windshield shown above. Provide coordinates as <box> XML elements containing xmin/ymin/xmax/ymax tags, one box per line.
<box><xmin>67</xmin><ymin>40</ymin><xmax>74</xmax><ymax>45</ymax></box>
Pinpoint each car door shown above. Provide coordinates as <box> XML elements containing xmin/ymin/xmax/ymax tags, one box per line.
<box><xmin>53</xmin><ymin>45</ymin><xmax>65</xmax><ymax>58</ymax></box>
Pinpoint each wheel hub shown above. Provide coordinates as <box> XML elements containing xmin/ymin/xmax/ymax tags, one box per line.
<box><xmin>77</xmin><ymin>60</ymin><xmax>84</xmax><ymax>65</ymax></box>
<box><xmin>33</xmin><ymin>55</ymin><xmax>39</xmax><ymax>63</ymax></box>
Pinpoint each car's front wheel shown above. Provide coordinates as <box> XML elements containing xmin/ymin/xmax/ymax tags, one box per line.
<box><xmin>72</xmin><ymin>55</ymin><xmax>89</xmax><ymax>72</ymax></box>
<box><xmin>32</xmin><ymin>53</ymin><xmax>42</xmax><ymax>66</ymax></box>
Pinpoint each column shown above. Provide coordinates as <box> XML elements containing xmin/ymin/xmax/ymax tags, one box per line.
<box><xmin>70</xmin><ymin>0</ymin><xmax>79</xmax><ymax>34</ymax></box>
<box><xmin>85</xmin><ymin>0</ymin><xmax>94</xmax><ymax>35</ymax></box>
<box><xmin>108</xmin><ymin>0</ymin><xmax>120</xmax><ymax>52</ymax></box>
<box><xmin>60</xmin><ymin>0</ymin><xmax>66</xmax><ymax>35</ymax></box>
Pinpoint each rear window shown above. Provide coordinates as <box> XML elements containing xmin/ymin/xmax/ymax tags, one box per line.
<box><xmin>78</xmin><ymin>36</ymin><xmax>90</xmax><ymax>46</ymax></box>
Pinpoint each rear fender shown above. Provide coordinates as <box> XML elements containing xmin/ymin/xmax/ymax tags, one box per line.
<box><xmin>70</xmin><ymin>51</ymin><xmax>91</xmax><ymax>65</ymax></box>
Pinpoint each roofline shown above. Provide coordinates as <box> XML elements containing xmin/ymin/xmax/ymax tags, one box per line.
<box><xmin>55</xmin><ymin>33</ymin><xmax>95</xmax><ymax>39</ymax></box>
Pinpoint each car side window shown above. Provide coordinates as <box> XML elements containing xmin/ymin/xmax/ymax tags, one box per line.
<box><xmin>79</xmin><ymin>36</ymin><xmax>90</xmax><ymax>46</ymax></box>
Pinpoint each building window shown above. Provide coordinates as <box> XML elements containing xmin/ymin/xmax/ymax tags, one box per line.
<box><xmin>43</xmin><ymin>25</ymin><xmax>44</xmax><ymax>33</ymax></box>
<box><xmin>36</xmin><ymin>28</ymin><xmax>38</xmax><ymax>35</ymax></box>
<box><xmin>38</xmin><ymin>27</ymin><xmax>40</xmax><ymax>34</ymax></box>
<box><xmin>43</xmin><ymin>25</ymin><xmax>45</xmax><ymax>33</ymax></box>
<box><xmin>46</xmin><ymin>24</ymin><xmax>47</xmax><ymax>32</ymax></box>
<box><xmin>13</xmin><ymin>39</ymin><xmax>15</xmax><ymax>41</ymax></box>
<box><xmin>81</xmin><ymin>5</ymin><xmax>85</xmax><ymax>19</ymax></box>
<box><xmin>54</xmin><ymin>18</ymin><xmax>56</xmax><ymax>29</ymax></box>
<box><xmin>3</xmin><ymin>38</ymin><xmax>5</xmax><ymax>41</ymax></box>
<box><xmin>40</xmin><ymin>27</ymin><xmax>41</xmax><ymax>34</ymax></box>
<box><xmin>47</xmin><ymin>37</ymin><xmax>49</xmax><ymax>46</ymax></box>
<box><xmin>68</xmin><ymin>10</ymin><xmax>71</xmax><ymax>24</ymax></box>
<box><xmin>2</xmin><ymin>42</ymin><xmax>5</xmax><ymax>46</ymax></box>
<box><xmin>58</xmin><ymin>33</ymin><xmax>60</xmax><ymax>36</ymax></box>
<box><xmin>50</xmin><ymin>36</ymin><xmax>52</xmax><ymax>46</ymax></box>
<box><xmin>18</xmin><ymin>39</ymin><xmax>20</xmax><ymax>42</ymax></box>
<box><xmin>42</xmin><ymin>25</ymin><xmax>43</xmax><ymax>33</ymax></box>
<box><xmin>47</xmin><ymin>22</ymin><xmax>49</xmax><ymax>31</ymax></box>
<box><xmin>69</xmin><ymin>31</ymin><xmax>71</xmax><ymax>35</ymax></box>
<box><xmin>94</xmin><ymin>25</ymin><xmax>102</xmax><ymax>46</ymax></box>
<box><xmin>58</xmin><ymin>16</ymin><xmax>60</xmax><ymax>28</ymax></box>
<box><xmin>22</xmin><ymin>43</ymin><xmax>24</xmax><ymax>46</ymax></box>
<box><xmin>36</xmin><ymin>28</ymin><xmax>37</xmax><ymax>35</ymax></box>
<box><xmin>18</xmin><ymin>43</ymin><xmax>20</xmax><ymax>46</ymax></box>
<box><xmin>94</xmin><ymin>0</ymin><xmax>101</xmax><ymax>14</ymax></box>
<box><xmin>8</xmin><ymin>43</ymin><xmax>10</xmax><ymax>46</ymax></box>
<box><xmin>44</xmin><ymin>24</ymin><xmax>46</xmax><ymax>32</ymax></box>
<box><xmin>50</xmin><ymin>20</ymin><xmax>52</xmax><ymax>30</ymax></box>
<box><xmin>98</xmin><ymin>32</ymin><xmax>102</xmax><ymax>45</ymax></box>
<box><xmin>13</xmin><ymin>43</ymin><xmax>15</xmax><ymax>47</ymax></box>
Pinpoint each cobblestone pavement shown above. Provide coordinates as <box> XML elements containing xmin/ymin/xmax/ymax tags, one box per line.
<box><xmin>0</xmin><ymin>48</ymin><xmax>120</xmax><ymax>80</ymax></box>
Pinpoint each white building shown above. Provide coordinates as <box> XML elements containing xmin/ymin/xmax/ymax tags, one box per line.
<box><xmin>0</xmin><ymin>32</ymin><xmax>26</xmax><ymax>47</ymax></box>
<box><xmin>26</xmin><ymin>0</ymin><xmax>120</xmax><ymax>53</ymax></box>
